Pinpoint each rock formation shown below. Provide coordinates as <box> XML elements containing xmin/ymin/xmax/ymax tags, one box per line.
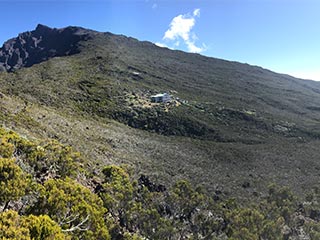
<box><xmin>0</xmin><ymin>24</ymin><xmax>93</xmax><ymax>71</ymax></box>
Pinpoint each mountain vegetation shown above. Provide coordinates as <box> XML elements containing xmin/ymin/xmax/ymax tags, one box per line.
<box><xmin>1</xmin><ymin>126</ymin><xmax>320</xmax><ymax>239</ymax></box>
<box><xmin>2</xmin><ymin>24</ymin><xmax>320</xmax><ymax>238</ymax></box>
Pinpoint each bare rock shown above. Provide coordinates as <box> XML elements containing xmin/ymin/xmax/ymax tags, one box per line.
<box><xmin>0</xmin><ymin>24</ymin><xmax>95</xmax><ymax>72</ymax></box>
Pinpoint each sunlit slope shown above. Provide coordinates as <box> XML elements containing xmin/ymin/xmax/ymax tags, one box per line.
<box><xmin>2</xmin><ymin>26</ymin><xmax>320</xmax><ymax>198</ymax></box>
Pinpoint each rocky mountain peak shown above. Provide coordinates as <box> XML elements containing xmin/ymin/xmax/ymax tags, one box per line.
<box><xmin>0</xmin><ymin>24</ymin><xmax>94</xmax><ymax>72</ymax></box>
<box><xmin>35</xmin><ymin>23</ymin><xmax>52</xmax><ymax>32</ymax></box>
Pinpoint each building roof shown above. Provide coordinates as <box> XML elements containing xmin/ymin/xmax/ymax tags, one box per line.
<box><xmin>151</xmin><ymin>93</ymin><xmax>169</xmax><ymax>98</ymax></box>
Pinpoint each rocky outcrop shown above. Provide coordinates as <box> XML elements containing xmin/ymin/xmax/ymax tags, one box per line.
<box><xmin>138</xmin><ymin>174</ymin><xmax>166</xmax><ymax>192</ymax></box>
<box><xmin>0</xmin><ymin>24</ymin><xmax>94</xmax><ymax>71</ymax></box>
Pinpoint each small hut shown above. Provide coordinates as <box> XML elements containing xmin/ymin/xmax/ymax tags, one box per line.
<box><xmin>150</xmin><ymin>93</ymin><xmax>171</xmax><ymax>103</ymax></box>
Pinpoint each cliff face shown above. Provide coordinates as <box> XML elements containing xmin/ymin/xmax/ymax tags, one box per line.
<box><xmin>0</xmin><ymin>24</ymin><xmax>93</xmax><ymax>71</ymax></box>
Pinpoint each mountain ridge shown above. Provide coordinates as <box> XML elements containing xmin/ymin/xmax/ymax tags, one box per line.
<box><xmin>0</xmin><ymin>24</ymin><xmax>95</xmax><ymax>71</ymax></box>
<box><xmin>0</xmin><ymin>24</ymin><xmax>293</xmax><ymax>78</ymax></box>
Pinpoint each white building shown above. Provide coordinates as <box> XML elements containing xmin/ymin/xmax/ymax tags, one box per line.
<box><xmin>150</xmin><ymin>93</ymin><xmax>171</xmax><ymax>103</ymax></box>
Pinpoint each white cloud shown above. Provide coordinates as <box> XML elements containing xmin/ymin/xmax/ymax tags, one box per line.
<box><xmin>186</xmin><ymin>42</ymin><xmax>206</xmax><ymax>53</ymax></box>
<box><xmin>193</xmin><ymin>8</ymin><xmax>200</xmax><ymax>17</ymax></box>
<box><xmin>163</xmin><ymin>15</ymin><xmax>195</xmax><ymax>42</ymax></box>
<box><xmin>160</xmin><ymin>9</ymin><xmax>206</xmax><ymax>54</ymax></box>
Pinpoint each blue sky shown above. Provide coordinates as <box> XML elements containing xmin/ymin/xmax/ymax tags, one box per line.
<box><xmin>1</xmin><ymin>0</ymin><xmax>320</xmax><ymax>81</ymax></box>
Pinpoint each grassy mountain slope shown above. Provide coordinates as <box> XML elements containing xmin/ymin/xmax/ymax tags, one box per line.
<box><xmin>1</xmin><ymin>26</ymin><xmax>320</xmax><ymax>199</ymax></box>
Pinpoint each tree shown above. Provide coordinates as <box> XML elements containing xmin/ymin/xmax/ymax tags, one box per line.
<box><xmin>100</xmin><ymin>165</ymin><xmax>134</xmax><ymax>210</ymax></box>
<box><xmin>305</xmin><ymin>222</ymin><xmax>320</xmax><ymax>239</ymax></box>
<box><xmin>0</xmin><ymin>158</ymin><xmax>30</xmax><ymax>211</ymax></box>
<box><xmin>22</xmin><ymin>214</ymin><xmax>69</xmax><ymax>240</ymax></box>
<box><xmin>226</xmin><ymin>208</ymin><xmax>264</xmax><ymax>239</ymax></box>
<box><xmin>0</xmin><ymin>210</ymin><xmax>69</xmax><ymax>240</ymax></box>
<box><xmin>0</xmin><ymin>127</ymin><xmax>83</xmax><ymax>179</ymax></box>
<box><xmin>0</xmin><ymin>210</ymin><xmax>30</xmax><ymax>240</ymax></box>
<box><xmin>257</xmin><ymin>183</ymin><xmax>297</xmax><ymax>229</ymax></box>
<box><xmin>168</xmin><ymin>180</ymin><xmax>206</xmax><ymax>221</ymax></box>
<box><xmin>31</xmin><ymin>177</ymin><xmax>110</xmax><ymax>240</ymax></box>
<box><xmin>99</xmin><ymin>165</ymin><xmax>137</xmax><ymax>238</ymax></box>
<box><xmin>23</xmin><ymin>140</ymin><xmax>83</xmax><ymax>179</ymax></box>
<box><xmin>226</xmin><ymin>207</ymin><xmax>282</xmax><ymax>240</ymax></box>
<box><xmin>0</xmin><ymin>129</ymin><xmax>20</xmax><ymax>158</ymax></box>
<box><xmin>39</xmin><ymin>141</ymin><xmax>82</xmax><ymax>178</ymax></box>
<box><xmin>100</xmin><ymin>166</ymin><xmax>134</xmax><ymax>217</ymax></box>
